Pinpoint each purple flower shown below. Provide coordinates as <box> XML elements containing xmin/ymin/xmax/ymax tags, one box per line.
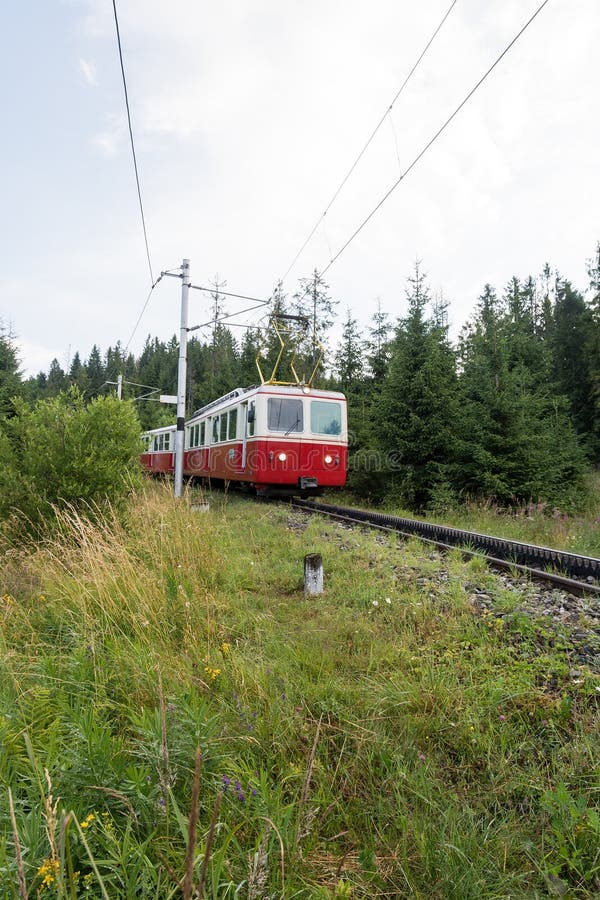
<box><xmin>418</xmin><ymin>753</ymin><xmax>426</xmax><ymax>762</ymax></box>
<box><xmin>222</xmin><ymin>775</ymin><xmax>230</xmax><ymax>791</ymax></box>
<box><xmin>237</xmin><ymin>790</ymin><xmax>245</xmax><ymax>802</ymax></box>
<box><xmin>499</xmin><ymin>714</ymin><xmax>506</xmax><ymax>723</ymax></box>
<box><xmin>251</xmin><ymin>788</ymin><xmax>257</xmax><ymax>797</ymax></box>
<box><xmin>158</xmin><ymin>797</ymin><xmax>165</xmax><ymax>807</ymax></box>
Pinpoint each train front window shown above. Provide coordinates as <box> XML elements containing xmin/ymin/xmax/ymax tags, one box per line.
<box><xmin>310</xmin><ymin>401</ymin><xmax>342</xmax><ymax>435</ymax></box>
<box><xmin>267</xmin><ymin>398</ymin><xmax>303</xmax><ymax>433</ymax></box>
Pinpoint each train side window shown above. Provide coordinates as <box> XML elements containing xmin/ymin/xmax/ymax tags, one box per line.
<box><xmin>310</xmin><ymin>401</ymin><xmax>342</xmax><ymax>435</ymax></box>
<box><xmin>164</xmin><ymin>433</ymin><xmax>171</xmax><ymax>451</ymax></box>
<box><xmin>200</xmin><ymin>421</ymin><xmax>205</xmax><ymax>446</ymax></box>
<box><xmin>228</xmin><ymin>408</ymin><xmax>238</xmax><ymax>440</ymax></box>
<box><xmin>152</xmin><ymin>436</ymin><xmax>158</xmax><ymax>452</ymax></box>
<box><xmin>268</xmin><ymin>398</ymin><xmax>303</xmax><ymax>433</ymax></box>
<box><xmin>219</xmin><ymin>414</ymin><xmax>228</xmax><ymax>442</ymax></box>
<box><xmin>247</xmin><ymin>401</ymin><xmax>255</xmax><ymax>437</ymax></box>
<box><xmin>212</xmin><ymin>417</ymin><xmax>219</xmax><ymax>443</ymax></box>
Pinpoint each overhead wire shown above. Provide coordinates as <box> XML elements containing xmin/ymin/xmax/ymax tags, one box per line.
<box><xmin>188</xmin><ymin>285</ymin><xmax>270</xmax><ymax>305</ymax></box>
<box><xmin>124</xmin><ymin>275</ymin><xmax>163</xmax><ymax>355</ymax></box>
<box><xmin>280</xmin><ymin>0</ymin><xmax>458</xmax><ymax>282</ymax></box>
<box><xmin>112</xmin><ymin>0</ymin><xmax>155</xmax><ymax>286</ymax></box>
<box><xmin>321</xmin><ymin>0</ymin><xmax>552</xmax><ymax>277</ymax></box>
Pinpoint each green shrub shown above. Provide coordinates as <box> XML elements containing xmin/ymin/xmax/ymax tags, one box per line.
<box><xmin>0</xmin><ymin>388</ymin><xmax>142</xmax><ymax>526</ymax></box>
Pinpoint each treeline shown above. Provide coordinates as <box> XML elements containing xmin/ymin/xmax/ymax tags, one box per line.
<box><xmin>2</xmin><ymin>246</ymin><xmax>599</xmax><ymax>511</ymax></box>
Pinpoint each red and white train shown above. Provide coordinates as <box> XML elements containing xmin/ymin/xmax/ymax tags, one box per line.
<box><xmin>140</xmin><ymin>383</ymin><xmax>348</xmax><ymax>496</ymax></box>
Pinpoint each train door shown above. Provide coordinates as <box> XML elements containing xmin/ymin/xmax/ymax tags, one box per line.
<box><xmin>239</xmin><ymin>400</ymin><xmax>254</xmax><ymax>472</ymax></box>
<box><xmin>206</xmin><ymin>416</ymin><xmax>213</xmax><ymax>472</ymax></box>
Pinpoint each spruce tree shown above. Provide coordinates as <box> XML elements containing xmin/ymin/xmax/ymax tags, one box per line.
<box><xmin>47</xmin><ymin>359</ymin><xmax>67</xmax><ymax>396</ymax></box>
<box><xmin>551</xmin><ymin>278</ymin><xmax>595</xmax><ymax>446</ymax></box>
<box><xmin>0</xmin><ymin>327</ymin><xmax>22</xmax><ymax>417</ymax></box>
<box><xmin>293</xmin><ymin>269</ymin><xmax>338</xmax><ymax>377</ymax></box>
<box><xmin>377</xmin><ymin>262</ymin><xmax>459</xmax><ymax>509</ymax></box>
<box><xmin>366</xmin><ymin>300</ymin><xmax>391</xmax><ymax>381</ymax></box>
<box><xmin>334</xmin><ymin>310</ymin><xmax>365</xmax><ymax>393</ymax></box>
<box><xmin>585</xmin><ymin>243</ymin><xmax>600</xmax><ymax>457</ymax></box>
<box><xmin>458</xmin><ymin>281</ymin><xmax>586</xmax><ymax>507</ymax></box>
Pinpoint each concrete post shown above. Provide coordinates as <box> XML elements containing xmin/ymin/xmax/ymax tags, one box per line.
<box><xmin>304</xmin><ymin>553</ymin><xmax>323</xmax><ymax>596</ymax></box>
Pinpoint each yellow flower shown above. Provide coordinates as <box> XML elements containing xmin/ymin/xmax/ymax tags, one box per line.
<box><xmin>37</xmin><ymin>858</ymin><xmax>59</xmax><ymax>888</ymax></box>
<box><xmin>221</xmin><ymin>642</ymin><xmax>231</xmax><ymax>655</ymax></box>
<box><xmin>204</xmin><ymin>666</ymin><xmax>221</xmax><ymax>681</ymax></box>
<box><xmin>79</xmin><ymin>812</ymin><xmax>96</xmax><ymax>829</ymax></box>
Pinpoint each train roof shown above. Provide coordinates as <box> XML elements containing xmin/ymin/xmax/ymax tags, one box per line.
<box><xmin>141</xmin><ymin>424</ymin><xmax>177</xmax><ymax>437</ymax></box>
<box><xmin>188</xmin><ymin>383</ymin><xmax>346</xmax><ymax>421</ymax></box>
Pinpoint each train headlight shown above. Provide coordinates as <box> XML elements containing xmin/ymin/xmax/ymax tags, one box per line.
<box><xmin>278</xmin><ymin>452</ymin><xmax>287</xmax><ymax>462</ymax></box>
<box><xmin>324</xmin><ymin>454</ymin><xmax>333</xmax><ymax>464</ymax></box>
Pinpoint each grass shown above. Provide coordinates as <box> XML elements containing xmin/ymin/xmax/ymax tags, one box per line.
<box><xmin>0</xmin><ymin>482</ymin><xmax>599</xmax><ymax>897</ymax></box>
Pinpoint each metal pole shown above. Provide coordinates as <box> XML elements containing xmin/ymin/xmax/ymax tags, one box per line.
<box><xmin>174</xmin><ymin>258</ymin><xmax>190</xmax><ymax>498</ymax></box>
<box><xmin>117</xmin><ymin>373</ymin><xmax>122</xmax><ymax>400</ymax></box>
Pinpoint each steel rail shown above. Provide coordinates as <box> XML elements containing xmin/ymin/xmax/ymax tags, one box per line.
<box><xmin>292</xmin><ymin>499</ymin><xmax>600</xmax><ymax>598</ymax></box>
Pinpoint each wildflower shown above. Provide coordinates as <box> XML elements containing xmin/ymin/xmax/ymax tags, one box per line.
<box><xmin>221</xmin><ymin>642</ymin><xmax>231</xmax><ymax>655</ymax></box>
<box><xmin>158</xmin><ymin>797</ymin><xmax>166</xmax><ymax>808</ymax></box>
<box><xmin>251</xmin><ymin>788</ymin><xmax>258</xmax><ymax>797</ymax></box>
<box><xmin>79</xmin><ymin>813</ymin><xmax>95</xmax><ymax>829</ymax></box>
<box><xmin>372</xmin><ymin>600</ymin><xmax>379</xmax><ymax>607</ymax></box>
<box><xmin>204</xmin><ymin>666</ymin><xmax>221</xmax><ymax>681</ymax></box>
<box><xmin>223</xmin><ymin>775</ymin><xmax>231</xmax><ymax>791</ymax></box>
<box><xmin>418</xmin><ymin>753</ymin><xmax>426</xmax><ymax>762</ymax></box>
<box><xmin>37</xmin><ymin>858</ymin><xmax>59</xmax><ymax>887</ymax></box>
<box><xmin>384</xmin><ymin>597</ymin><xmax>392</xmax><ymax>604</ymax></box>
<box><xmin>499</xmin><ymin>714</ymin><xmax>506</xmax><ymax>723</ymax></box>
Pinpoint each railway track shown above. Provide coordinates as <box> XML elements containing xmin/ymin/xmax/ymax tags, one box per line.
<box><xmin>292</xmin><ymin>499</ymin><xmax>600</xmax><ymax>599</ymax></box>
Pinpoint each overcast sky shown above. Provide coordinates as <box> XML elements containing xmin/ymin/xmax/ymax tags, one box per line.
<box><xmin>2</xmin><ymin>0</ymin><xmax>599</xmax><ymax>375</ymax></box>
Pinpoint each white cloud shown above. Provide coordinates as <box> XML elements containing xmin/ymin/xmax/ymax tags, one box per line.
<box><xmin>78</xmin><ymin>57</ymin><xmax>98</xmax><ymax>86</ymax></box>
<box><xmin>91</xmin><ymin>114</ymin><xmax>125</xmax><ymax>157</ymax></box>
